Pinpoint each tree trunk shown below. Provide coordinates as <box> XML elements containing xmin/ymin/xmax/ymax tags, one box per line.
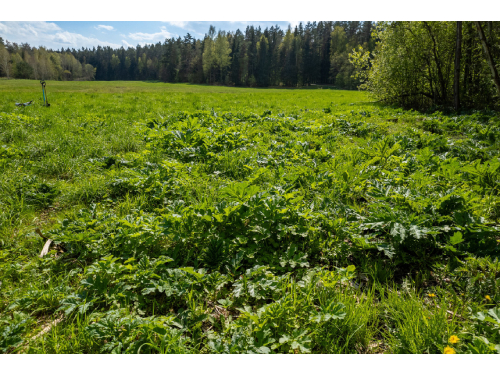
<box><xmin>423</xmin><ymin>21</ymin><xmax>447</xmax><ymax>104</ymax></box>
<box><xmin>463</xmin><ymin>22</ymin><xmax>473</xmax><ymax>98</ymax></box>
<box><xmin>454</xmin><ymin>22</ymin><xmax>462</xmax><ymax>110</ymax></box>
<box><xmin>475</xmin><ymin>21</ymin><xmax>500</xmax><ymax>98</ymax></box>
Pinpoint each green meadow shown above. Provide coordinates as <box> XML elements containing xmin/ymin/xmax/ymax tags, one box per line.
<box><xmin>0</xmin><ymin>80</ymin><xmax>499</xmax><ymax>354</ymax></box>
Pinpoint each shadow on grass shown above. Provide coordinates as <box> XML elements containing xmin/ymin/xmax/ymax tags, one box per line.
<box><xmin>139</xmin><ymin>80</ymin><xmax>358</xmax><ymax>91</ymax></box>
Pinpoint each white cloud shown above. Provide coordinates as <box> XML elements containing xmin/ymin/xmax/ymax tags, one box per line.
<box><xmin>127</xmin><ymin>26</ymin><xmax>174</xmax><ymax>41</ymax></box>
<box><xmin>122</xmin><ymin>39</ymin><xmax>133</xmax><ymax>48</ymax></box>
<box><xmin>162</xmin><ymin>21</ymin><xmax>199</xmax><ymax>35</ymax></box>
<box><xmin>0</xmin><ymin>22</ymin><xmax>121</xmax><ymax>49</ymax></box>
<box><xmin>0</xmin><ymin>22</ymin><xmax>10</xmax><ymax>33</ymax></box>
<box><xmin>25</xmin><ymin>24</ymin><xmax>39</xmax><ymax>37</ymax></box>
<box><xmin>52</xmin><ymin>31</ymin><xmax>122</xmax><ymax>48</ymax></box>
<box><xmin>95</xmin><ymin>25</ymin><xmax>114</xmax><ymax>31</ymax></box>
<box><xmin>164</xmin><ymin>21</ymin><xmax>188</xmax><ymax>28</ymax></box>
<box><xmin>33</xmin><ymin>21</ymin><xmax>61</xmax><ymax>31</ymax></box>
<box><xmin>1</xmin><ymin>21</ymin><xmax>61</xmax><ymax>39</ymax></box>
<box><xmin>19</xmin><ymin>21</ymin><xmax>61</xmax><ymax>32</ymax></box>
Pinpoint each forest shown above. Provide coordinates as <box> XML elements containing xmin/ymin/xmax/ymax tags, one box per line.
<box><xmin>2</xmin><ymin>21</ymin><xmax>500</xmax><ymax>111</ymax></box>
<box><xmin>0</xmin><ymin>38</ymin><xmax>96</xmax><ymax>82</ymax></box>
<box><xmin>0</xmin><ymin>21</ymin><xmax>500</xmax><ymax>110</ymax></box>
<box><xmin>350</xmin><ymin>21</ymin><xmax>500</xmax><ymax>110</ymax></box>
<box><xmin>0</xmin><ymin>21</ymin><xmax>374</xmax><ymax>89</ymax></box>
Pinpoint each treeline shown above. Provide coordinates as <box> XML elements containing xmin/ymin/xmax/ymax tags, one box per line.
<box><xmin>351</xmin><ymin>21</ymin><xmax>500</xmax><ymax>110</ymax></box>
<box><xmin>67</xmin><ymin>22</ymin><xmax>375</xmax><ymax>88</ymax></box>
<box><xmin>0</xmin><ymin>38</ymin><xmax>96</xmax><ymax>81</ymax></box>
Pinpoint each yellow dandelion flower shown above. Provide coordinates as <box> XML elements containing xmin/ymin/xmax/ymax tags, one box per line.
<box><xmin>444</xmin><ymin>346</ymin><xmax>456</xmax><ymax>354</ymax></box>
<box><xmin>485</xmin><ymin>295</ymin><xmax>491</xmax><ymax>301</ymax></box>
<box><xmin>449</xmin><ymin>335</ymin><xmax>460</xmax><ymax>344</ymax></box>
<box><xmin>428</xmin><ymin>293</ymin><xmax>436</xmax><ymax>298</ymax></box>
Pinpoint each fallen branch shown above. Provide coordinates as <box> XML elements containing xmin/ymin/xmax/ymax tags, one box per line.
<box><xmin>15</xmin><ymin>101</ymin><xmax>33</xmax><ymax>107</ymax></box>
<box><xmin>40</xmin><ymin>239</ymin><xmax>53</xmax><ymax>258</ymax></box>
<box><xmin>18</xmin><ymin>315</ymin><xmax>64</xmax><ymax>352</ymax></box>
<box><xmin>447</xmin><ymin>310</ymin><xmax>464</xmax><ymax>320</ymax></box>
<box><xmin>35</xmin><ymin>228</ymin><xmax>48</xmax><ymax>240</ymax></box>
<box><xmin>35</xmin><ymin>228</ymin><xmax>65</xmax><ymax>258</ymax></box>
<box><xmin>31</xmin><ymin>316</ymin><xmax>64</xmax><ymax>341</ymax></box>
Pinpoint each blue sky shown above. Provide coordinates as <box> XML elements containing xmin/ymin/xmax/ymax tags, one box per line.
<box><xmin>0</xmin><ymin>21</ymin><xmax>303</xmax><ymax>50</ymax></box>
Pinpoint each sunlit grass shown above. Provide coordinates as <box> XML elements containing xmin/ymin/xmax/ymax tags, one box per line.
<box><xmin>0</xmin><ymin>80</ymin><xmax>498</xmax><ymax>354</ymax></box>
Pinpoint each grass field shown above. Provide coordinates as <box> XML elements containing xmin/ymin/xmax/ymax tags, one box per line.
<box><xmin>0</xmin><ymin>80</ymin><xmax>499</xmax><ymax>354</ymax></box>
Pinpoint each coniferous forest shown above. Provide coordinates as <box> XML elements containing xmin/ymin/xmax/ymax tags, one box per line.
<box><xmin>0</xmin><ymin>22</ymin><xmax>374</xmax><ymax>89</ymax></box>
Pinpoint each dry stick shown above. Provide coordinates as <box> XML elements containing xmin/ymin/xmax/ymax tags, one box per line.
<box><xmin>475</xmin><ymin>21</ymin><xmax>500</xmax><ymax>98</ymax></box>
<box><xmin>40</xmin><ymin>239</ymin><xmax>53</xmax><ymax>258</ymax></box>
<box><xmin>31</xmin><ymin>316</ymin><xmax>64</xmax><ymax>342</ymax></box>
<box><xmin>19</xmin><ymin>315</ymin><xmax>64</xmax><ymax>352</ymax></box>
<box><xmin>35</xmin><ymin>228</ymin><xmax>66</xmax><ymax>257</ymax></box>
<box><xmin>35</xmin><ymin>228</ymin><xmax>52</xmax><ymax>257</ymax></box>
<box><xmin>35</xmin><ymin>228</ymin><xmax>48</xmax><ymax>240</ymax></box>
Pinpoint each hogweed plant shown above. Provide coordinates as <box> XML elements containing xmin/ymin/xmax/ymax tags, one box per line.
<box><xmin>0</xmin><ymin>81</ymin><xmax>498</xmax><ymax>354</ymax></box>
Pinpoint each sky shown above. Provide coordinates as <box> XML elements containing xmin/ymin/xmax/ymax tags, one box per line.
<box><xmin>0</xmin><ymin>21</ymin><xmax>304</xmax><ymax>50</ymax></box>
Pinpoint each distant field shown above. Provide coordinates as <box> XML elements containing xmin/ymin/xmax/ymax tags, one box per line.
<box><xmin>0</xmin><ymin>80</ymin><xmax>370</xmax><ymax>115</ymax></box>
<box><xmin>0</xmin><ymin>80</ymin><xmax>499</xmax><ymax>354</ymax></box>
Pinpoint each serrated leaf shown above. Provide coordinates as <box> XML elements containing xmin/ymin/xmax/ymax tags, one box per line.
<box><xmin>487</xmin><ymin>307</ymin><xmax>500</xmax><ymax>325</ymax></box>
<box><xmin>449</xmin><ymin>231</ymin><xmax>463</xmax><ymax>245</ymax></box>
<box><xmin>377</xmin><ymin>243</ymin><xmax>395</xmax><ymax>258</ymax></box>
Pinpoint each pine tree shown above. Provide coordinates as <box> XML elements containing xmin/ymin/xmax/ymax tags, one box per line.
<box><xmin>256</xmin><ymin>34</ymin><xmax>270</xmax><ymax>86</ymax></box>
